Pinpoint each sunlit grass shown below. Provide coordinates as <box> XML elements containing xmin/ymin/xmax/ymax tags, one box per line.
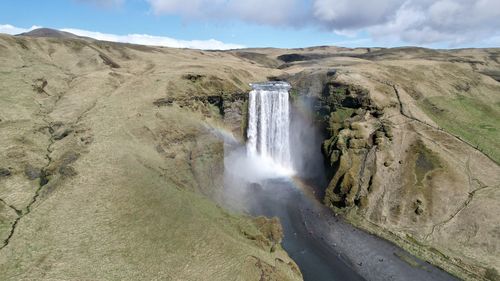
<box><xmin>419</xmin><ymin>95</ymin><xmax>500</xmax><ymax>162</ymax></box>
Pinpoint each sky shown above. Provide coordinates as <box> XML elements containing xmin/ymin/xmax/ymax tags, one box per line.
<box><xmin>0</xmin><ymin>0</ymin><xmax>499</xmax><ymax>50</ymax></box>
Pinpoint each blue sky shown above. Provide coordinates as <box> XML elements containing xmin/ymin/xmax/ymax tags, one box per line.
<box><xmin>1</xmin><ymin>0</ymin><xmax>499</xmax><ymax>49</ymax></box>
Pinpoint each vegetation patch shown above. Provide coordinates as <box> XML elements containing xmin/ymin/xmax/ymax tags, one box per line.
<box><xmin>410</xmin><ymin>141</ymin><xmax>442</xmax><ymax>186</ymax></box>
<box><xmin>485</xmin><ymin>267</ymin><xmax>500</xmax><ymax>281</ymax></box>
<box><xmin>419</xmin><ymin>95</ymin><xmax>500</xmax><ymax>163</ymax></box>
<box><xmin>182</xmin><ymin>73</ymin><xmax>205</xmax><ymax>82</ymax></box>
<box><xmin>0</xmin><ymin>168</ymin><xmax>11</xmax><ymax>177</ymax></box>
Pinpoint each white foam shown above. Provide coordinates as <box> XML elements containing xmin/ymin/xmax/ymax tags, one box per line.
<box><xmin>246</xmin><ymin>82</ymin><xmax>294</xmax><ymax>174</ymax></box>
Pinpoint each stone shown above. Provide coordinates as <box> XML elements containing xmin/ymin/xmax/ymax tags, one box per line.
<box><xmin>53</xmin><ymin>128</ymin><xmax>72</xmax><ymax>140</ymax></box>
<box><xmin>59</xmin><ymin>165</ymin><xmax>77</xmax><ymax>177</ymax></box>
<box><xmin>0</xmin><ymin>168</ymin><xmax>11</xmax><ymax>177</ymax></box>
<box><xmin>24</xmin><ymin>164</ymin><xmax>40</xmax><ymax>180</ymax></box>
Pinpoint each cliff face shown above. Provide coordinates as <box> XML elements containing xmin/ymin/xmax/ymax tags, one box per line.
<box><xmin>291</xmin><ymin>61</ymin><xmax>500</xmax><ymax>280</ymax></box>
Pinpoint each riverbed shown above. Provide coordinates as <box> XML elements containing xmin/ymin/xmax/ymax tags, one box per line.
<box><xmin>243</xmin><ymin>177</ymin><xmax>458</xmax><ymax>281</ymax></box>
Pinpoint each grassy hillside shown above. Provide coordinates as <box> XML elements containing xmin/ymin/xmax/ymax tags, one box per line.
<box><xmin>420</xmin><ymin>95</ymin><xmax>500</xmax><ymax>163</ymax></box>
<box><xmin>0</xmin><ymin>34</ymin><xmax>300</xmax><ymax>281</ymax></box>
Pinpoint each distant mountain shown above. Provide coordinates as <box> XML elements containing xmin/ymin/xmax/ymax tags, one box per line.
<box><xmin>17</xmin><ymin>28</ymin><xmax>80</xmax><ymax>39</ymax></box>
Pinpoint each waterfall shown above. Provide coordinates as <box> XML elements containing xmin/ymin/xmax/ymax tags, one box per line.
<box><xmin>247</xmin><ymin>81</ymin><xmax>293</xmax><ymax>174</ymax></box>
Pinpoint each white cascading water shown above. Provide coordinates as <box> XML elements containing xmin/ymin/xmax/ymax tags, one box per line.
<box><xmin>247</xmin><ymin>81</ymin><xmax>294</xmax><ymax>175</ymax></box>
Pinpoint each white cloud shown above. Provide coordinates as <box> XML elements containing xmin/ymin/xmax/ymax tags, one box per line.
<box><xmin>0</xmin><ymin>24</ymin><xmax>244</xmax><ymax>50</ymax></box>
<box><xmin>0</xmin><ymin>24</ymin><xmax>41</xmax><ymax>35</ymax></box>
<box><xmin>61</xmin><ymin>28</ymin><xmax>244</xmax><ymax>49</ymax></box>
<box><xmin>365</xmin><ymin>0</ymin><xmax>500</xmax><ymax>46</ymax></box>
<box><xmin>313</xmin><ymin>0</ymin><xmax>403</xmax><ymax>30</ymax></box>
<box><xmin>145</xmin><ymin>0</ymin><xmax>500</xmax><ymax>47</ymax></box>
<box><xmin>314</xmin><ymin>0</ymin><xmax>500</xmax><ymax>46</ymax></box>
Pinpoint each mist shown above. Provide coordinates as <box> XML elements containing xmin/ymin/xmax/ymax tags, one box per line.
<box><xmin>289</xmin><ymin>95</ymin><xmax>329</xmax><ymax>189</ymax></box>
<box><xmin>221</xmin><ymin>89</ymin><xmax>329</xmax><ymax>212</ymax></box>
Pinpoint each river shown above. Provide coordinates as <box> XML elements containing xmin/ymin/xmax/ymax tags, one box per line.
<box><xmin>245</xmin><ymin>177</ymin><xmax>457</xmax><ymax>281</ymax></box>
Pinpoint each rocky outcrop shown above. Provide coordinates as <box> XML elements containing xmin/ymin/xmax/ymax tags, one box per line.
<box><xmin>153</xmin><ymin>92</ymin><xmax>248</xmax><ymax>138</ymax></box>
<box><xmin>318</xmin><ymin>81</ymin><xmax>384</xmax><ymax>209</ymax></box>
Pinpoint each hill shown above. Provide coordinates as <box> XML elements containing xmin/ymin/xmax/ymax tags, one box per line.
<box><xmin>17</xmin><ymin>27</ymin><xmax>81</xmax><ymax>39</ymax></box>
<box><xmin>0</xmin><ymin>34</ymin><xmax>499</xmax><ymax>280</ymax></box>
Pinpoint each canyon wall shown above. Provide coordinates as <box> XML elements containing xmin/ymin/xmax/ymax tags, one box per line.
<box><xmin>288</xmin><ymin>64</ymin><xmax>500</xmax><ymax>280</ymax></box>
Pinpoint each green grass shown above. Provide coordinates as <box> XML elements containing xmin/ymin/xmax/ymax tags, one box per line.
<box><xmin>419</xmin><ymin>95</ymin><xmax>500</xmax><ymax>163</ymax></box>
<box><xmin>333</xmin><ymin>108</ymin><xmax>355</xmax><ymax>121</ymax></box>
<box><xmin>327</xmin><ymin>108</ymin><xmax>354</xmax><ymax>135</ymax></box>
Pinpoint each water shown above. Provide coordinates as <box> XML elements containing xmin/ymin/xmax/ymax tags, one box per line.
<box><xmin>247</xmin><ymin>82</ymin><xmax>293</xmax><ymax>173</ymax></box>
<box><xmin>246</xmin><ymin>179</ymin><xmax>457</xmax><ymax>281</ymax></box>
<box><xmin>247</xmin><ymin>179</ymin><xmax>365</xmax><ymax>281</ymax></box>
